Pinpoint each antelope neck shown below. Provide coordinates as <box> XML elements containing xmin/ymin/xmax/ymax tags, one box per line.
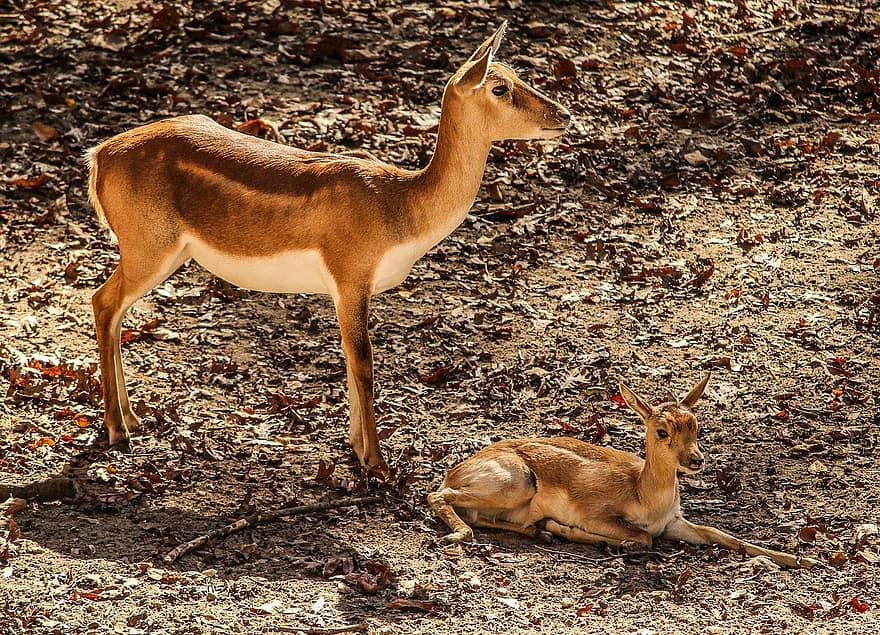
<box><xmin>411</xmin><ymin>105</ymin><xmax>493</xmax><ymax>243</ymax></box>
<box><xmin>636</xmin><ymin>446</ymin><xmax>679</xmax><ymax>505</ymax></box>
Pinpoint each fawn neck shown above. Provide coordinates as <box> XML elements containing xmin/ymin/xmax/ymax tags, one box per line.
<box><xmin>636</xmin><ymin>442</ymin><xmax>679</xmax><ymax>507</ymax></box>
<box><xmin>412</xmin><ymin>97</ymin><xmax>493</xmax><ymax>242</ymax></box>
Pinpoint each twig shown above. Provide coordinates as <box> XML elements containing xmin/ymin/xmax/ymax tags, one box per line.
<box><xmin>535</xmin><ymin>545</ymin><xmax>681</xmax><ymax>564</ymax></box>
<box><xmin>535</xmin><ymin>545</ymin><xmax>619</xmax><ymax>564</ymax></box>
<box><xmin>278</xmin><ymin>623</ymin><xmax>368</xmax><ymax>634</ymax></box>
<box><xmin>162</xmin><ymin>496</ymin><xmax>382</xmax><ymax>565</ymax></box>
<box><xmin>717</xmin><ymin>21</ymin><xmax>808</xmax><ymax>40</ymax></box>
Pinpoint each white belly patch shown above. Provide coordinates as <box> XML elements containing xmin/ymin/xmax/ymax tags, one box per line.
<box><xmin>372</xmin><ymin>238</ymin><xmax>429</xmax><ymax>293</ymax></box>
<box><xmin>185</xmin><ymin>234</ymin><xmax>335</xmax><ymax>297</ymax></box>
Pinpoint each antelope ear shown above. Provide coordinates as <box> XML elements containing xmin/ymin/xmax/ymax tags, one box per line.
<box><xmin>467</xmin><ymin>20</ymin><xmax>508</xmax><ymax>64</ymax></box>
<box><xmin>456</xmin><ymin>46</ymin><xmax>492</xmax><ymax>91</ymax></box>
<box><xmin>618</xmin><ymin>383</ymin><xmax>654</xmax><ymax>422</ymax></box>
<box><xmin>680</xmin><ymin>374</ymin><xmax>710</xmax><ymax>410</ymax></box>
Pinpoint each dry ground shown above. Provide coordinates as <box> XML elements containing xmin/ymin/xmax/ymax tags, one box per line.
<box><xmin>1</xmin><ymin>1</ymin><xmax>879</xmax><ymax>633</ymax></box>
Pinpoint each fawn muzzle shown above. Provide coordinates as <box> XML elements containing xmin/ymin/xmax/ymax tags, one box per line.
<box><xmin>686</xmin><ymin>451</ymin><xmax>705</xmax><ymax>472</ymax></box>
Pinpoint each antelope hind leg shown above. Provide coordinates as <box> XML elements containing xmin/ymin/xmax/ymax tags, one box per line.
<box><xmin>429</xmin><ymin>450</ymin><xmax>539</xmax><ymax>543</ymax></box>
<box><xmin>427</xmin><ymin>490</ymin><xmax>476</xmax><ymax>543</ymax></box>
<box><xmin>93</xmin><ymin>253</ymin><xmax>186</xmax><ymax>445</ymax></box>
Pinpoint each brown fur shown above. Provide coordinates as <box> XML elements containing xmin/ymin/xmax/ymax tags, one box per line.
<box><xmin>86</xmin><ymin>22</ymin><xmax>570</xmax><ymax>474</ymax></box>
<box><xmin>429</xmin><ymin>375</ymin><xmax>819</xmax><ymax>569</ymax></box>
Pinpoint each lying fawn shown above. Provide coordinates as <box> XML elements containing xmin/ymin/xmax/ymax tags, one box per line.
<box><xmin>429</xmin><ymin>376</ymin><xmax>818</xmax><ymax>569</ymax></box>
<box><xmin>85</xmin><ymin>21</ymin><xmax>570</xmax><ymax>475</ymax></box>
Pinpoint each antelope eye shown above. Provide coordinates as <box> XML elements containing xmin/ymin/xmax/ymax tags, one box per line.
<box><xmin>491</xmin><ymin>84</ymin><xmax>509</xmax><ymax>97</ymax></box>
<box><xmin>657</xmin><ymin>429</ymin><xmax>669</xmax><ymax>439</ymax></box>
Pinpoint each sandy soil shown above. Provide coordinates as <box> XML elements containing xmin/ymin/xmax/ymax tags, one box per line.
<box><xmin>1</xmin><ymin>1</ymin><xmax>878</xmax><ymax>633</ymax></box>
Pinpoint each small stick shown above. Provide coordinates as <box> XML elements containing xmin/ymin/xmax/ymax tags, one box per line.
<box><xmin>716</xmin><ymin>21</ymin><xmax>808</xmax><ymax>40</ymax></box>
<box><xmin>162</xmin><ymin>496</ymin><xmax>381</xmax><ymax>565</ymax></box>
<box><xmin>535</xmin><ymin>545</ymin><xmax>679</xmax><ymax>564</ymax></box>
<box><xmin>278</xmin><ymin>623</ymin><xmax>368</xmax><ymax>634</ymax></box>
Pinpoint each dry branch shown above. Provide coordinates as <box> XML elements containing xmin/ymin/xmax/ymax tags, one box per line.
<box><xmin>162</xmin><ymin>496</ymin><xmax>382</xmax><ymax>565</ymax></box>
<box><xmin>0</xmin><ymin>477</ymin><xmax>79</xmax><ymax>503</ymax></box>
<box><xmin>278</xmin><ymin>623</ymin><xmax>368</xmax><ymax>634</ymax></box>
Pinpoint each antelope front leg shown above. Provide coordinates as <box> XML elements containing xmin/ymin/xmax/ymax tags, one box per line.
<box><xmin>543</xmin><ymin>519</ymin><xmax>653</xmax><ymax>547</ymax></box>
<box><xmin>662</xmin><ymin>516</ymin><xmax>818</xmax><ymax>569</ymax></box>
<box><xmin>334</xmin><ymin>286</ymin><xmax>388</xmax><ymax>476</ymax></box>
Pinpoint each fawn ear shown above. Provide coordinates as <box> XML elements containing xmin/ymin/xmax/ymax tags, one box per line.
<box><xmin>467</xmin><ymin>20</ymin><xmax>508</xmax><ymax>64</ymax></box>
<box><xmin>680</xmin><ymin>374</ymin><xmax>710</xmax><ymax>410</ymax></box>
<box><xmin>456</xmin><ymin>46</ymin><xmax>493</xmax><ymax>91</ymax></box>
<box><xmin>619</xmin><ymin>383</ymin><xmax>654</xmax><ymax>421</ymax></box>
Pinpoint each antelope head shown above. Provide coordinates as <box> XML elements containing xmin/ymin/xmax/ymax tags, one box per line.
<box><xmin>619</xmin><ymin>375</ymin><xmax>711</xmax><ymax>475</ymax></box>
<box><xmin>444</xmin><ymin>21</ymin><xmax>571</xmax><ymax>142</ymax></box>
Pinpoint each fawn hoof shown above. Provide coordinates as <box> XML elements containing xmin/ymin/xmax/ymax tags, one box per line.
<box><xmin>353</xmin><ymin>441</ymin><xmax>389</xmax><ymax>481</ymax></box>
<box><xmin>537</xmin><ymin>530</ymin><xmax>554</xmax><ymax>544</ymax></box>
<box><xmin>441</xmin><ymin>528</ymin><xmax>474</xmax><ymax>544</ymax></box>
<box><xmin>619</xmin><ymin>540</ymin><xmax>649</xmax><ymax>553</ymax></box>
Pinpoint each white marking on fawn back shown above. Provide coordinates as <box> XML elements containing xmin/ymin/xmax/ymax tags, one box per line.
<box><xmin>185</xmin><ymin>234</ymin><xmax>338</xmax><ymax>300</ymax></box>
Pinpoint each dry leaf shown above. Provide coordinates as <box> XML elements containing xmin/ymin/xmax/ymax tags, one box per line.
<box><xmin>31</xmin><ymin>121</ymin><xmax>58</xmax><ymax>142</ymax></box>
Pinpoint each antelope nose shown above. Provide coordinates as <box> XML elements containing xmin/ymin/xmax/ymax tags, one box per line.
<box><xmin>690</xmin><ymin>455</ymin><xmax>704</xmax><ymax>468</ymax></box>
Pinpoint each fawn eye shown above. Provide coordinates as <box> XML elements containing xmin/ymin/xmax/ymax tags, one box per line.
<box><xmin>491</xmin><ymin>84</ymin><xmax>509</xmax><ymax>97</ymax></box>
<box><xmin>657</xmin><ymin>429</ymin><xmax>669</xmax><ymax>439</ymax></box>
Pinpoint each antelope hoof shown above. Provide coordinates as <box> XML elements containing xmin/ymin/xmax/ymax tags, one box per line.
<box><xmin>365</xmin><ymin>457</ymin><xmax>390</xmax><ymax>481</ymax></box>
<box><xmin>107</xmin><ymin>426</ymin><xmax>131</xmax><ymax>447</ymax></box>
<box><xmin>619</xmin><ymin>540</ymin><xmax>650</xmax><ymax>553</ymax></box>
<box><xmin>441</xmin><ymin>528</ymin><xmax>474</xmax><ymax>544</ymax></box>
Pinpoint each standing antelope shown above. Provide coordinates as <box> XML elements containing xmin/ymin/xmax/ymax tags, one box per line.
<box><xmin>85</xmin><ymin>22</ymin><xmax>570</xmax><ymax>475</ymax></box>
<box><xmin>429</xmin><ymin>376</ymin><xmax>819</xmax><ymax>569</ymax></box>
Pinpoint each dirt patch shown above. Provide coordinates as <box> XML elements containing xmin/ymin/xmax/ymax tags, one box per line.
<box><xmin>1</xmin><ymin>1</ymin><xmax>878</xmax><ymax>633</ymax></box>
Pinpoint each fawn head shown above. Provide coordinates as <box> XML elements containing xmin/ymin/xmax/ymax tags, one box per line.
<box><xmin>619</xmin><ymin>375</ymin><xmax>711</xmax><ymax>475</ymax></box>
<box><xmin>445</xmin><ymin>21</ymin><xmax>571</xmax><ymax>142</ymax></box>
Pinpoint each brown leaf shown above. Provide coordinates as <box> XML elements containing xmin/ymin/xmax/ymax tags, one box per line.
<box><xmin>387</xmin><ymin>598</ymin><xmax>437</xmax><ymax>613</ymax></box>
<box><xmin>236</xmin><ymin>118</ymin><xmax>278</xmax><ymax>140</ymax></box>
<box><xmin>798</xmin><ymin>526</ymin><xmax>818</xmax><ymax>543</ymax></box>
<box><xmin>6</xmin><ymin>517</ymin><xmax>21</xmax><ymax>543</ymax></box>
<box><xmin>829</xmin><ymin>551</ymin><xmax>848</xmax><ymax>567</ymax></box>
<box><xmin>151</xmin><ymin>6</ymin><xmax>181</xmax><ymax>30</ymax></box>
<box><xmin>64</xmin><ymin>260</ymin><xmax>79</xmax><ymax>283</ymax></box>
<box><xmin>315</xmin><ymin>459</ymin><xmax>335</xmax><ymax>482</ymax></box>
<box><xmin>688</xmin><ymin>258</ymin><xmax>715</xmax><ymax>287</ymax></box>
<box><xmin>419</xmin><ymin>364</ymin><xmax>453</xmax><ymax>385</ymax></box>
<box><xmin>11</xmin><ymin>173</ymin><xmax>51</xmax><ymax>188</ymax></box>
<box><xmin>31</xmin><ymin>121</ymin><xmax>58</xmax><ymax>142</ymax></box>
<box><xmin>356</xmin><ymin>575</ymin><xmax>381</xmax><ymax>594</ymax></box>
<box><xmin>552</xmin><ymin>58</ymin><xmax>578</xmax><ymax>83</ymax></box>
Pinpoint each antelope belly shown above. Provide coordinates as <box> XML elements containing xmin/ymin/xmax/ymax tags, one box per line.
<box><xmin>372</xmin><ymin>239</ymin><xmax>428</xmax><ymax>293</ymax></box>
<box><xmin>185</xmin><ymin>235</ymin><xmax>334</xmax><ymax>296</ymax></box>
